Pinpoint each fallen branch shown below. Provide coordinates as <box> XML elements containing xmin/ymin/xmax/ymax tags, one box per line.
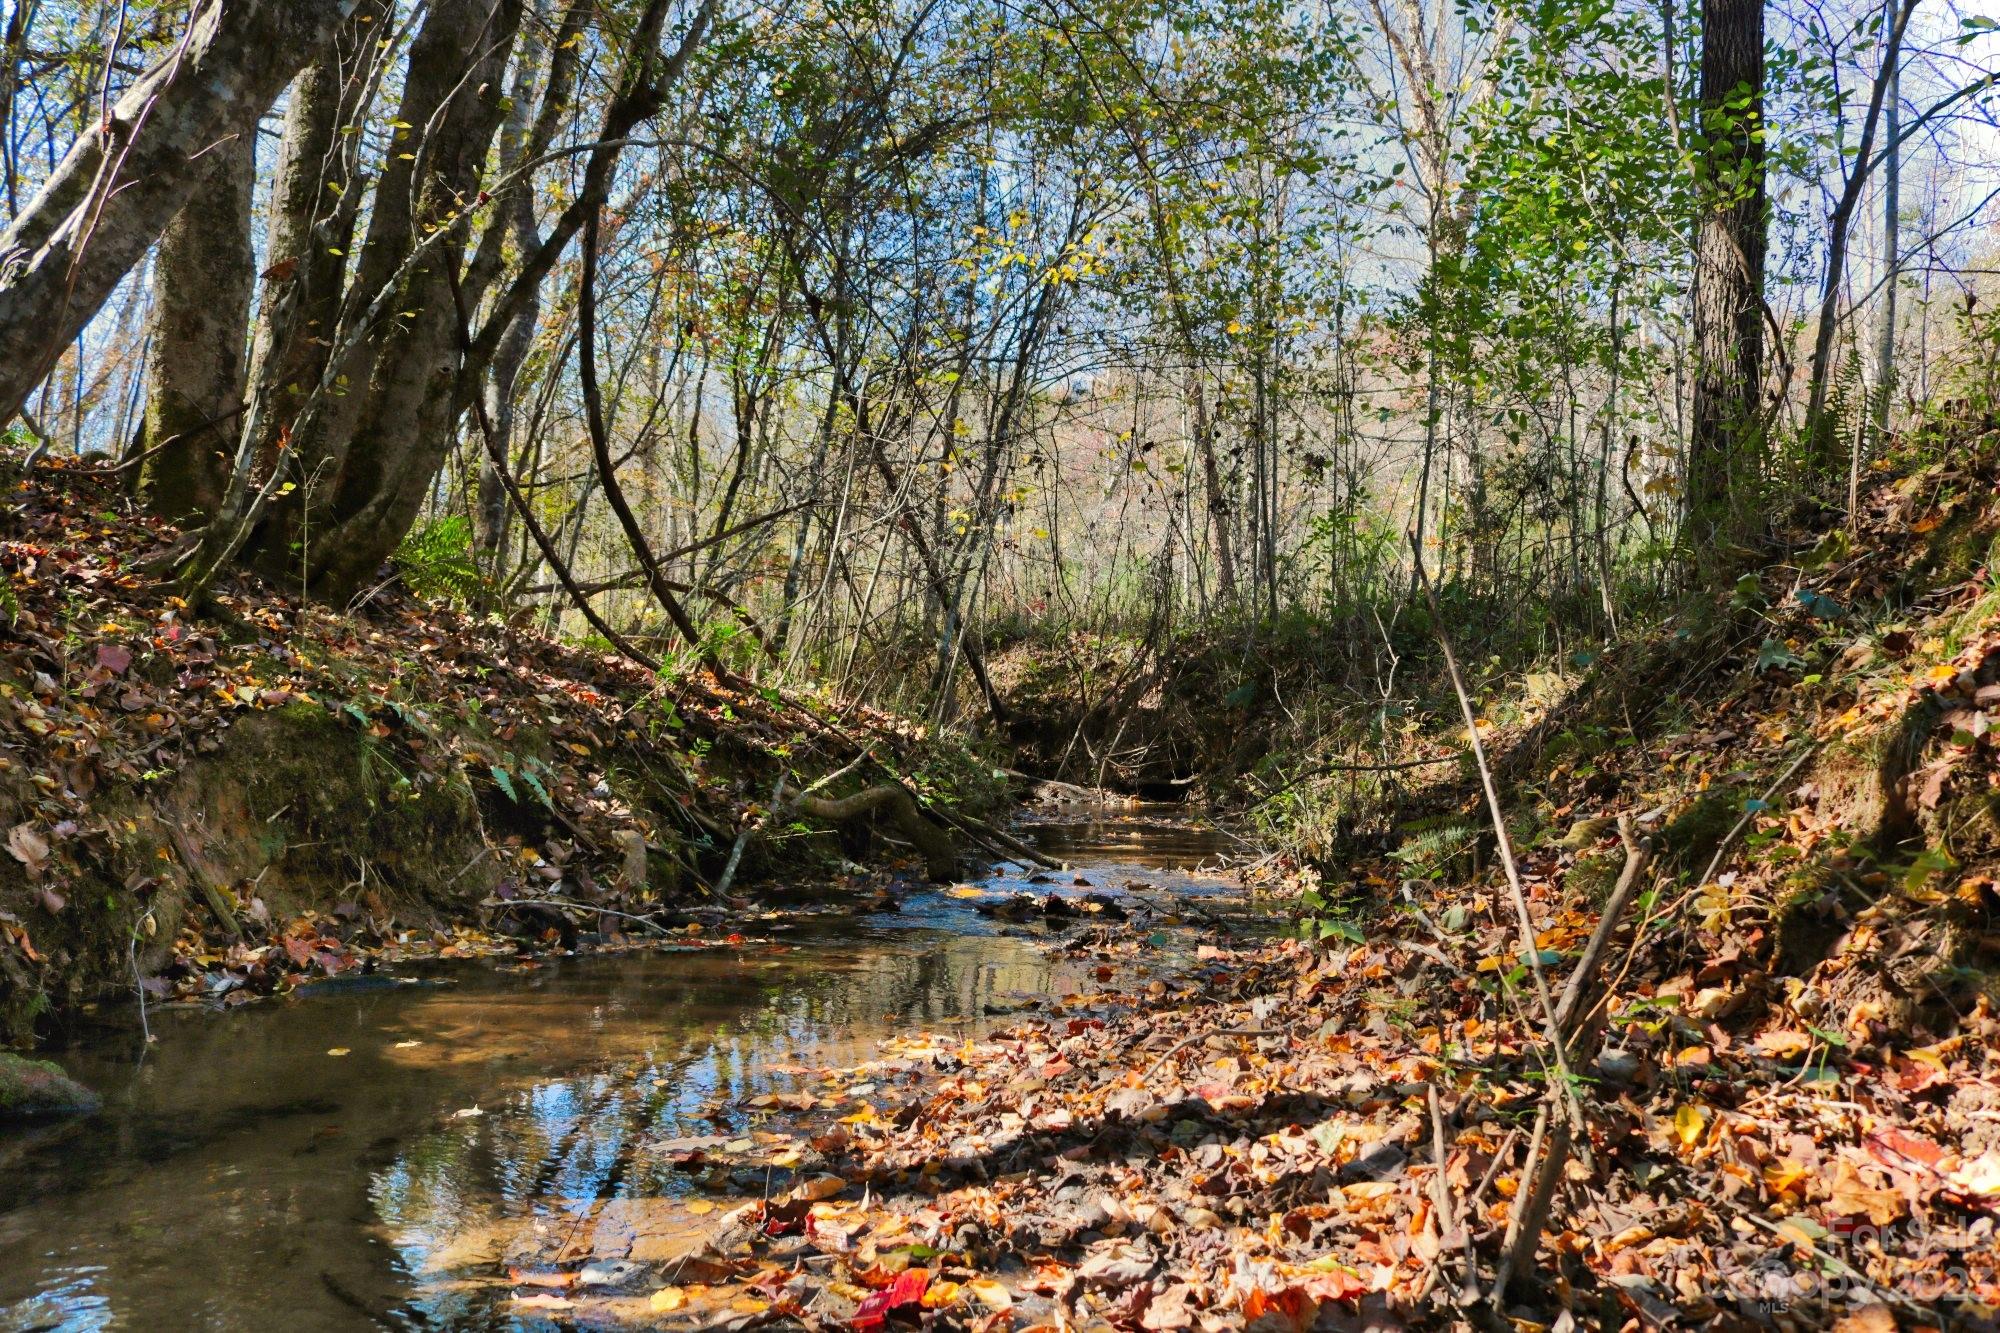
<box><xmin>483</xmin><ymin>896</ymin><xmax>671</xmax><ymax>937</ymax></box>
<box><xmin>1553</xmin><ymin>815</ymin><xmax>1654</xmax><ymax>1037</ymax></box>
<box><xmin>1600</xmin><ymin>741</ymin><xmax>1821</xmax><ymax>1015</ymax></box>
<box><xmin>1407</xmin><ymin>532</ymin><xmax>1586</xmax><ymax>1108</ymax></box>
<box><xmin>166</xmin><ymin>823</ymin><xmax>242</xmax><ymax>940</ymax></box>
<box><xmin>1244</xmin><ymin>752</ymin><xmax>1466</xmax><ymax>810</ymax></box>
<box><xmin>714</xmin><ymin>775</ymin><xmax>787</xmax><ymax>900</ymax></box>
<box><xmin>931</xmin><ymin>805</ymin><xmax>1063</xmax><ymax>871</ymax></box>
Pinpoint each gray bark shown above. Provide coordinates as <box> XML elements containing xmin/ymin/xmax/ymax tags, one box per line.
<box><xmin>471</xmin><ymin>1</ymin><xmax>588</xmax><ymax>567</ymax></box>
<box><xmin>1685</xmin><ymin>0</ymin><xmax>1767</xmax><ymax>552</ymax></box>
<box><xmin>238</xmin><ymin>5</ymin><xmax>385</xmax><ymax>480</ymax></box>
<box><xmin>1871</xmin><ymin>0</ymin><xmax>1902</xmax><ymax>454</ymax></box>
<box><xmin>139</xmin><ymin>131</ymin><xmax>255</xmax><ymax>524</ymax></box>
<box><xmin>0</xmin><ymin>0</ymin><xmax>360</xmax><ymax>428</ymax></box>
<box><xmin>1802</xmin><ymin>0</ymin><xmax>1912</xmax><ymax>473</ymax></box>
<box><xmin>250</xmin><ymin>0</ymin><xmax>526</xmax><ymax>598</ymax></box>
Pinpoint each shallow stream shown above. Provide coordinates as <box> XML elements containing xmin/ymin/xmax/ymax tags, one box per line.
<box><xmin>0</xmin><ymin>810</ymin><xmax>1238</xmax><ymax>1331</ymax></box>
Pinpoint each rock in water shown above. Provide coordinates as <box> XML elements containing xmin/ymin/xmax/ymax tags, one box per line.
<box><xmin>0</xmin><ymin>1053</ymin><xmax>101</xmax><ymax>1120</ymax></box>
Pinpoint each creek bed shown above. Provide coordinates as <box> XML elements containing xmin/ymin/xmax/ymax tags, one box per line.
<box><xmin>0</xmin><ymin>810</ymin><xmax>1239</xmax><ymax>1331</ymax></box>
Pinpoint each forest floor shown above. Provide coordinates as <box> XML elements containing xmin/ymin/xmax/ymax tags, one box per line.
<box><xmin>475</xmin><ymin>433</ymin><xmax>2000</xmax><ymax>1330</ymax></box>
<box><xmin>0</xmin><ymin>452</ymin><xmax>1006</xmax><ymax>1045</ymax></box>
<box><xmin>6</xmin><ymin>433</ymin><xmax>2000</xmax><ymax>1329</ymax></box>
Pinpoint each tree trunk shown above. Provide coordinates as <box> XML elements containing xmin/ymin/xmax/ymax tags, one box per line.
<box><xmin>1869</xmin><ymin>0</ymin><xmax>1902</xmax><ymax>467</ymax></box>
<box><xmin>238</xmin><ymin>5</ymin><xmax>383</xmax><ymax>482</ymax></box>
<box><xmin>139</xmin><ymin>132</ymin><xmax>256</xmax><ymax>524</ymax></box>
<box><xmin>1190</xmin><ymin>380</ymin><xmax>1237</xmax><ymax>604</ymax></box>
<box><xmin>245</xmin><ymin>0</ymin><xmax>525</xmax><ymax>598</ymax></box>
<box><xmin>471</xmin><ymin>0</ymin><xmax>588</xmax><ymax>570</ymax></box>
<box><xmin>1685</xmin><ymin>0</ymin><xmax>1767</xmax><ymax>556</ymax></box>
<box><xmin>1802</xmin><ymin>0</ymin><xmax>1911</xmax><ymax>477</ymax></box>
<box><xmin>0</xmin><ymin>0</ymin><xmax>361</xmax><ymax>428</ymax></box>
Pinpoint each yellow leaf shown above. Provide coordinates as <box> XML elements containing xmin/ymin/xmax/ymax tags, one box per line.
<box><xmin>685</xmin><ymin>1200</ymin><xmax>716</xmax><ymax>1215</ymax></box>
<box><xmin>967</xmin><ymin>1280</ymin><xmax>1014</xmax><ymax>1312</ymax></box>
<box><xmin>1674</xmin><ymin>1104</ymin><xmax>1706</xmax><ymax>1149</ymax></box>
<box><xmin>1928</xmin><ymin>663</ymin><xmax>1960</xmax><ymax>682</ymax></box>
<box><xmin>327</xmin><ymin>1047</ymin><xmax>351</xmax><ymax>1057</ymax></box>
<box><xmin>1756</xmin><ymin>1029</ymin><xmax>1815</xmax><ymax>1058</ymax></box>
<box><xmin>794</xmin><ymin>1174</ymin><xmax>847</xmax><ymax>1202</ymax></box>
<box><xmin>1762</xmin><ymin>1160</ymin><xmax>1809</xmax><ymax>1199</ymax></box>
<box><xmin>649</xmin><ymin>1287</ymin><xmax>688</xmax><ymax>1312</ymax></box>
<box><xmin>922</xmin><ymin>1282</ymin><xmax>963</xmax><ymax>1309</ymax></box>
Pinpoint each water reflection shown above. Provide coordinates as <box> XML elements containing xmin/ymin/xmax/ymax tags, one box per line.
<box><xmin>0</xmin><ymin>821</ymin><xmax>1236</xmax><ymax>1331</ymax></box>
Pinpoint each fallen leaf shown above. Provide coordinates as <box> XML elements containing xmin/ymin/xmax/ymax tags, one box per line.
<box><xmin>6</xmin><ymin>823</ymin><xmax>48</xmax><ymax>875</ymax></box>
<box><xmin>1674</xmin><ymin>1104</ymin><xmax>1706</xmax><ymax>1150</ymax></box>
<box><xmin>851</xmin><ymin>1267</ymin><xmax>930</xmax><ymax>1329</ymax></box>
<box><xmin>966</xmin><ymin>1279</ymin><xmax>1013</xmax><ymax>1312</ymax></box>
<box><xmin>1829</xmin><ymin>1160</ymin><xmax>1906</xmax><ymax>1226</ymax></box>
<box><xmin>1832</xmin><ymin>1305</ymin><xmax>1899</xmax><ymax>1333</ymax></box>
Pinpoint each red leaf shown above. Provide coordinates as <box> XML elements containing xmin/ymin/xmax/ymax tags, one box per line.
<box><xmin>850</xmin><ymin>1268</ymin><xmax>930</xmax><ymax>1329</ymax></box>
<box><xmin>1866</xmin><ymin>1128</ymin><xmax>1947</xmax><ymax>1173</ymax></box>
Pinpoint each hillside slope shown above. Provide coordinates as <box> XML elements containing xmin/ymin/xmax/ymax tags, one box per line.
<box><xmin>0</xmin><ymin>456</ymin><xmax>1004</xmax><ymax>1041</ymax></box>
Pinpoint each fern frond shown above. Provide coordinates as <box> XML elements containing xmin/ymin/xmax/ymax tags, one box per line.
<box><xmin>394</xmin><ymin>515</ymin><xmax>485</xmax><ymax>604</ymax></box>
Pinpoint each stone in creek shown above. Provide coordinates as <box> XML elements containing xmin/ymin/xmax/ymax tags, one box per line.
<box><xmin>0</xmin><ymin>1053</ymin><xmax>101</xmax><ymax>1120</ymax></box>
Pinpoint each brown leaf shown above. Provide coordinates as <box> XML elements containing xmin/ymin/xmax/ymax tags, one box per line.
<box><xmin>6</xmin><ymin>823</ymin><xmax>49</xmax><ymax>876</ymax></box>
<box><xmin>1917</xmin><ymin>761</ymin><xmax>1952</xmax><ymax>811</ymax></box>
<box><xmin>1829</xmin><ymin>1160</ymin><xmax>1906</xmax><ymax>1226</ymax></box>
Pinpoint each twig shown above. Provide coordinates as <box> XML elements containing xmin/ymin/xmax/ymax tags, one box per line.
<box><xmin>488</xmin><ymin>897</ymin><xmax>671</xmax><ymax>937</ymax></box>
<box><xmin>1600</xmin><ymin>742</ymin><xmax>1820</xmax><ymax>1013</ymax></box>
<box><xmin>1139</xmin><ymin>1028</ymin><xmax>1280</xmax><ymax>1084</ymax></box>
<box><xmin>1455</xmin><ymin>1125</ymin><xmax>1519</xmax><ymax>1303</ymax></box>
<box><xmin>931</xmin><ymin>804</ymin><xmax>1063</xmax><ymax>871</ymax></box>
<box><xmin>166</xmin><ymin>823</ymin><xmax>241</xmax><ymax>940</ymax></box>
<box><xmin>1422</xmin><ymin>1084</ymin><xmax>1459</xmax><ymax>1295</ymax></box>
<box><xmin>1694</xmin><ymin>742</ymin><xmax>1820</xmax><ymax>896</ymax></box>
<box><xmin>51</xmin><ymin>401</ymin><xmax>245</xmax><ymax>476</ymax></box>
<box><xmin>714</xmin><ymin>774</ymin><xmax>787</xmax><ymax>900</ymax></box>
<box><xmin>1491</xmin><ymin>1105</ymin><xmax>1569</xmax><ymax>1301</ymax></box>
<box><xmin>1244</xmin><ymin>752</ymin><xmax>1465</xmax><ymax>810</ymax></box>
<box><xmin>1407</xmin><ymin>533</ymin><xmax>1586</xmax><ymax>1119</ymax></box>
<box><xmin>129</xmin><ymin>926</ymin><xmax>151</xmax><ymax>1045</ymax></box>
<box><xmin>1737</xmin><ymin>1211</ymin><xmax>1929</xmax><ymax>1315</ymax></box>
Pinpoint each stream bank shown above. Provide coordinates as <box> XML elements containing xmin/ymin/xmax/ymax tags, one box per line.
<box><xmin>1</xmin><ymin>457</ymin><xmax>1026</xmax><ymax>1043</ymax></box>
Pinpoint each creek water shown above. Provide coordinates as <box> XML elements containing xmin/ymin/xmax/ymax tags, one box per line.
<box><xmin>0</xmin><ymin>810</ymin><xmax>1237</xmax><ymax>1331</ymax></box>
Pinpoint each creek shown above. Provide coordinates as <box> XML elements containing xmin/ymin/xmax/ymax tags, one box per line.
<box><xmin>0</xmin><ymin>809</ymin><xmax>1240</xmax><ymax>1331</ymax></box>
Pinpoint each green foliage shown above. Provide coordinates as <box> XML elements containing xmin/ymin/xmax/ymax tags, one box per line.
<box><xmin>393</xmin><ymin>516</ymin><xmax>485</xmax><ymax>605</ymax></box>
<box><xmin>1390</xmin><ymin>817</ymin><xmax>1479</xmax><ymax>876</ymax></box>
